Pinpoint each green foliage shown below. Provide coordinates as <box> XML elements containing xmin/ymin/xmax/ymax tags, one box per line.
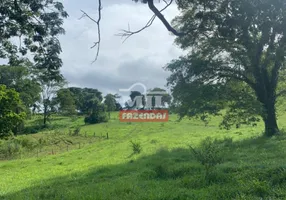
<box><xmin>130</xmin><ymin>140</ymin><xmax>142</xmax><ymax>154</ymax></box>
<box><xmin>147</xmin><ymin>87</ymin><xmax>171</xmax><ymax>109</ymax></box>
<box><xmin>0</xmin><ymin>139</ymin><xmax>22</xmax><ymax>158</ymax></box>
<box><xmin>54</xmin><ymin>89</ymin><xmax>76</xmax><ymax>116</ymax></box>
<box><xmin>73</xmin><ymin>127</ymin><xmax>81</xmax><ymax>136</ymax></box>
<box><xmin>84</xmin><ymin>98</ymin><xmax>108</xmax><ymax>124</ymax></box>
<box><xmin>0</xmin><ymin>65</ymin><xmax>41</xmax><ymax>111</ymax></box>
<box><xmin>0</xmin><ymin>85</ymin><xmax>26</xmax><ymax>138</ymax></box>
<box><xmin>126</xmin><ymin>91</ymin><xmax>145</xmax><ymax>109</ymax></box>
<box><xmin>2</xmin><ymin>114</ymin><xmax>286</xmax><ymax>199</ymax></box>
<box><xmin>68</xmin><ymin>87</ymin><xmax>103</xmax><ymax>114</ymax></box>
<box><xmin>0</xmin><ymin>0</ymin><xmax>68</xmax><ymax>78</ymax></box>
<box><xmin>104</xmin><ymin>94</ymin><xmax>117</xmax><ymax>118</ymax></box>
<box><xmin>189</xmin><ymin>137</ymin><xmax>224</xmax><ymax>182</ymax></box>
<box><xmin>15</xmin><ymin>136</ymin><xmax>39</xmax><ymax>151</ymax></box>
<box><xmin>153</xmin><ymin>163</ymin><xmax>169</xmax><ymax>179</ymax></box>
<box><xmin>40</xmin><ymin>80</ymin><xmax>66</xmax><ymax>126</ymax></box>
<box><xmin>167</xmin><ymin>0</ymin><xmax>286</xmax><ymax>136</ymax></box>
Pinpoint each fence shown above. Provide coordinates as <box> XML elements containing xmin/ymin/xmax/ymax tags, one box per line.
<box><xmin>0</xmin><ymin>132</ymin><xmax>110</xmax><ymax>161</ymax></box>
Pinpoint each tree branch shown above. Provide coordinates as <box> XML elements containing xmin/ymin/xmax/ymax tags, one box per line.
<box><xmin>146</xmin><ymin>0</ymin><xmax>184</xmax><ymax>36</ymax></box>
<box><xmin>82</xmin><ymin>0</ymin><xmax>184</xmax><ymax>62</ymax></box>
<box><xmin>80</xmin><ymin>0</ymin><xmax>102</xmax><ymax>63</ymax></box>
<box><xmin>116</xmin><ymin>0</ymin><xmax>175</xmax><ymax>42</ymax></box>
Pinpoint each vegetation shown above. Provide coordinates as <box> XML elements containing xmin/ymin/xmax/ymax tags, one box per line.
<box><xmin>166</xmin><ymin>0</ymin><xmax>286</xmax><ymax>137</ymax></box>
<box><xmin>1</xmin><ymin>0</ymin><xmax>286</xmax><ymax>199</ymax></box>
<box><xmin>0</xmin><ymin>113</ymin><xmax>286</xmax><ymax>199</ymax></box>
<box><xmin>84</xmin><ymin>97</ymin><xmax>108</xmax><ymax>125</ymax></box>
<box><xmin>104</xmin><ymin>94</ymin><xmax>118</xmax><ymax>119</ymax></box>
<box><xmin>0</xmin><ymin>85</ymin><xmax>26</xmax><ymax>138</ymax></box>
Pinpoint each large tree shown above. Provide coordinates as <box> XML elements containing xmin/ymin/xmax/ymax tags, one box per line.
<box><xmin>54</xmin><ymin>88</ymin><xmax>76</xmax><ymax>116</ymax></box>
<box><xmin>68</xmin><ymin>87</ymin><xmax>103</xmax><ymax>114</ymax></box>
<box><xmin>0</xmin><ymin>0</ymin><xmax>68</xmax><ymax>77</ymax></box>
<box><xmin>166</xmin><ymin>0</ymin><xmax>286</xmax><ymax>137</ymax></box>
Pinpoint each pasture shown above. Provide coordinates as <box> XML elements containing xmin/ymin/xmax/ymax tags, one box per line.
<box><xmin>1</xmin><ymin>113</ymin><xmax>286</xmax><ymax>199</ymax></box>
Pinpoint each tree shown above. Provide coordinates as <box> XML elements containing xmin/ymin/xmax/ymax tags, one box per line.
<box><xmin>115</xmin><ymin>102</ymin><xmax>123</xmax><ymax>111</ymax></box>
<box><xmin>0</xmin><ymin>65</ymin><xmax>41</xmax><ymax>113</ymax></box>
<box><xmin>104</xmin><ymin>94</ymin><xmax>117</xmax><ymax>119</ymax></box>
<box><xmin>68</xmin><ymin>87</ymin><xmax>103</xmax><ymax>114</ymax></box>
<box><xmin>84</xmin><ymin>97</ymin><xmax>108</xmax><ymax>124</ymax></box>
<box><xmin>125</xmin><ymin>91</ymin><xmax>146</xmax><ymax>109</ymax></box>
<box><xmin>166</xmin><ymin>0</ymin><xmax>286</xmax><ymax>137</ymax></box>
<box><xmin>147</xmin><ymin>87</ymin><xmax>171</xmax><ymax>109</ymax></box>
<box><xmin>40</xmin><ymin>79</ymin><xmax>65</xmax><ymax>126</ymax></box>
<box><xmin>0</xmin><ymin>0</ymin><xmax>68</xmax><ymax>79</ymax></box>
<box><xmin>54</xmin><ymin>89</ymin><xmax>76</xmax><ymax>116</ymax></box>
<box><xmin>0</xmin><ymin>85</ymin><xmax>26</xmax><ymax>138</ymax></box>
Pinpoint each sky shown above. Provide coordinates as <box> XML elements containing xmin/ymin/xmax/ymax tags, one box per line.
<box><xmin>59</xmin><ymin>0</ymin><xmax>183</xmax><ymax>102</ymax></box>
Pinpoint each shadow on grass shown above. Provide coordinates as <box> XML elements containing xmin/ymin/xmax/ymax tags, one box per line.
<box><xmin>2</xmin><ymin>134</ymin><xmax>286</xmax><ymax>200</ymax></box>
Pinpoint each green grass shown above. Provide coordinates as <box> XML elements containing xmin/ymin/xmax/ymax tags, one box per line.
<box><xmin>1</xmin><ymin>112</ymin><xmax>286</xmax><ymax>199</ymax></box>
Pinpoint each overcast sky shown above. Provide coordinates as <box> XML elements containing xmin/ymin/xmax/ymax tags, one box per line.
<box><xmin>59</xmin><ymin>0</ymin><xmax>183</xmax><ymax>102</ymax></box>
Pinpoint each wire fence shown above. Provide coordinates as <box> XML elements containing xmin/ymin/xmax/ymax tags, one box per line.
<box><xmin>0</xmin><ymin>132</ymin><xmax>110</xmax><ymax>161</ymax></box>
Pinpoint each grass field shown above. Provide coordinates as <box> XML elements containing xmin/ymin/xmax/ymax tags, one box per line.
<box><xmin>1</xmin><ymin>112</ymin><xmax>286</xmax><ymax>199</ymax></box>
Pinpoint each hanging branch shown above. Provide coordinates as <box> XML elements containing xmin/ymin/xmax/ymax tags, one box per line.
<box><xmin>80</xmin><ymin>0</ymin><xmax>102</xmax><ymax>63</ymax></box>
<box><xmin>81</xmin><ymin>0</ymin><xmax>184</xmax><ymax>62</ymax></box>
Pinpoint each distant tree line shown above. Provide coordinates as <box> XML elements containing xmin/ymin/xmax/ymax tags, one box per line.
<box><xmin>0</xmin><ymin>63</ymin><xmax>126</xmax><ymax>138</ymax></box>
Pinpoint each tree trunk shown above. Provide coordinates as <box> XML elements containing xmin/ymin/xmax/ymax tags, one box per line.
<box><xmin>263</xmin><ymin>100</ymin><xmax>279</xmax><ymax>137</ymax></box>
<box><xmin>43</xmin><ymin>105</ymin><xmax>48</xmax><ymax>126</ymax></box>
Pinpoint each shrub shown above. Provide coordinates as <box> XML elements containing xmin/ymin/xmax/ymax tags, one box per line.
<box><xmin>84</xmin><ymin>112</ymin><xmax>108</xmax><ymax>124</ymax></box>
<box><xmin>189</xmin><ymin>137</ymin><xmax>224</xmax><ymax>183</ymax></box>
<box><xmin>84</xmin><ymin>98</ymin><xmax>108</xmax><ymax>124</ymax></box>
<box><xmin>73</xmin><ymin>127</ymin><xmax>81</xmax><ymax>136</ymax></box>
<box><xmin>16</xmin><ymin>136</ymin><xmax>39</xmax><ymax>150</ymax></box>
<box><xmin>0</xmin><ymin>139</ymin><xmax>22</xmax><ymax>158</ymax></box>
<box><xmin>130</xmin><ymin>140</ymin><xmax>142</xmax><ymax>154</ymax></box>
<box><xmin>153</xmin><ymin>163</ymin><xmax>169</xmax><ymax>179</ymax></box>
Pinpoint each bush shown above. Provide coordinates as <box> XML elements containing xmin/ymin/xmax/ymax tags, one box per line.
<box><xmin>73</xmin><ymin>127</ymin><xmax>81</xmax><ymax>136</ymax></box>
<box><xmin>84</xmin><ymin>112</ymin><xmax>108</xmax><ymax>124</ymax></box>
<box><xmin>0</xmin><ymin>139</ymin><xmax>22</xmax><ymax>158</ymax></box>
<box><xmin>130</xmin><ymin>140</ymin><xmax>142</xmax><ymax>154</ymax></box>
<box><xmin>84</xmin><ymin>98</ymin><xmax>108</xmax><ymax>124</ymax></box>
<box><xmin>189</xmin><ymin>137</ymin><xmax>224</xmax><ymax>183</ymax></box>
<box><xmin>153</xmin><ymin>163</ymin><xmax>169</xmax><ymax>179</ymax></box>
<box><xmin>16</xmin><ymin>136</ymin><xmax>39</xmax><ymax>150</ymax></box>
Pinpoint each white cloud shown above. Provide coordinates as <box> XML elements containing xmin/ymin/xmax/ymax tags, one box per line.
<box><xmin>59</xmin><ymin>0</ymin><xmax>183</xmax><ymax>99</ymax></box>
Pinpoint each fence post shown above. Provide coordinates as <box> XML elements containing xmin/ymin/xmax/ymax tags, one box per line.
<box><xmin>106</xmin><ymin>132</ymin><xmax>109</xmax><ymax>139</ymax></box>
